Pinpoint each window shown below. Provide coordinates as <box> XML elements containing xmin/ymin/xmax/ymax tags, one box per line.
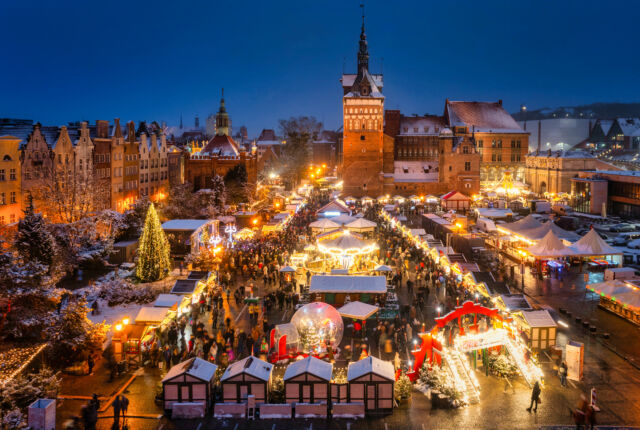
<box><xmin>497</xmin><ymin>154</ymin><xmax>502</xmax><ymax>162</ymax></box>
<box><xmin>478</xmin><ymin>140</ymin><xmax>483</xmax><ymax>148</ymax></box>
<box><xmin>492</xmin><ymin>154</ymin><xmax>496</xmax><ymax>162</ymax></box>
<box><xmin>511</xmin><ymin>140</ymin><xmax>516</xmax><ymax>148</ymax></box>
<box><xmin>10</xmin><ymin>192</ymin><xmax>16</xmax><ymax>204</ymax></box>
<box><xmin>511</xmin><ymin>154</ymin><xmax>516</xmax><ymax>162</ymax></box>
<box><xmin>463</xmin><ymin>146</ymin><xmax>469</xmax><ymax>154</ymax></box>
<box><xmin>3</xmin><ymin>155</ymin><xmax>11</xmax><ymax>161</ymax></box>
<box><xmin>465</xmin><ymin>183</ymin><xmax>471</xmax><ymax>189</ymax></box>
<box><xmin>9</xmin><ymin>214</ymin><xmax>15</xmax><ymax>223</ymax></box>
<box><xmin>497</xmin><ymin>140</ymin><xmax>502</xmax><ymax>148</ymax></box>
<box><xmin>449</xmin><ymin>165</ymin><xmax>452</xmax><ymax>171</ymax></box>
<box><xmin>0</xmin><ymin>170</ymin><xmax>4</xmax><ymax>181</ymax></box>
<box><xmin>491</xmin><ymin>140</ymin><xmax>496</xmax><ymax>148</ymax></box>
<box><xmin>0</xmin><ymin>193</ymin><xmax>5</xmax><ymax>205</ymax></box>
<box><xmin>517</xmin><ymin>140</ymin><xmax>521</xmax><ymax>148</ymax></box>
<box><xmin>464</xmin><ymin>162</ymin><xmax>471</xmax><ymax>171</ymax></box>
<box><xmin>360</xmin><ymin>135</ymin><xmax>365</xmax><ymax>140</ymax></box>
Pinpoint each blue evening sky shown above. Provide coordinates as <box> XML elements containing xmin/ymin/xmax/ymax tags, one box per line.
<box><xmin>1</xmin><ymin>0</ymin><xmax>638</xmax><ymax>135</ymax></box>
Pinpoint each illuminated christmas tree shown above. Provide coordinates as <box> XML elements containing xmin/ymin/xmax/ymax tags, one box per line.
<box><xmin>136</xmin><ymin>203</ymin><xmax>171</xmax><ymax>282</ymax></box>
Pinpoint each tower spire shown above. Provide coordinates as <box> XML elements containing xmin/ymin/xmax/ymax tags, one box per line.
<box><xmin>357</xmin><ymin>2</ymin><xmax>369</xmax><ymax>74</ymax></box>
<box><xmin>216</xmin><ymin>88</ymin><xmax>230</xmax><ymax>136</ymax></box>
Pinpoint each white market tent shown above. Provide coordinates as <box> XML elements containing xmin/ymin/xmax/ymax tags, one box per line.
<box><xmin>499</xmin><ymin>214</ymin><xmax>543</xmax><ymax>235</ymax></box>
<box><xmin>527</xmin><ymin>230</ymin><xmax>573</xmax><ymax>258</ymax></box>
<box><xmin>284</xmin><ymin>356</ymin><xmax>333</xmax><ymax>382</ymax></box>
<box><xmin>338</xmin><ymin>301</ymin><xmax>379</xmax><ymax>319</ymax></box>
<box><xmin>309</xmin><ymin>218</ymin><xmax>341</xmax><ymax>232</ymax></box>
<box><xmin>346</xmin><ymin>218</ymin><xmax>377</xmax><ymax>233</ymax></box>
<box><xmin>162</xmin><ymin>357</ymin><xmax>218</xmax><ymax>384</ymax></box>
<box><xmin>279</xmin><ymin>265</ymin><xmax>297</xmax><ymax>273</ymax></box>
<box><xmin>135</xmin><ymin>307</ymin><xmax>169</xmax><ymax>324</ymax></box>
<box><xmin>570</xmin><ymin>229</ymin><xmax>623</xmax><ymax>257</ymax></box>
<box><xmin>374</xmin><ymin>264</ymin><xmax>393</xmax><ymax>272</ymax></box>
<box><xmin>310</xmin><ymin>275</ymin><xmax>387</xmax><ymax>294</ymax></box>
<box><xmin>523</xmin><ymin>222</ymin><xmax>580</xmax><ymax>243</ymax></box>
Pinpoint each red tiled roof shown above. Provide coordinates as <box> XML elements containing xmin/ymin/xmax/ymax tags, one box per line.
<box><xmin>446</xmin><ymin>101</ymin><xmax>522</xmax><ymax>132</ymax></box>
<box><xmin>202</xmin><ymin>134</ymin><xmax>239</xmax><ymax>156</ymax></box>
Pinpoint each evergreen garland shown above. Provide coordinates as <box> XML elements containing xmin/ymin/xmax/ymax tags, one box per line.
<box><xmin>136</xmin><ymin>203</ymin><xmax>171</xmax><ymax>282</ymax></box>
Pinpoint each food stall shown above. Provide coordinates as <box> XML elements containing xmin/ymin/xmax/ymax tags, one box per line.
<box><xmin>347</xmin><ymin>356</ymin><xmax>395</xmax><ymax>415</ymax></box>
<box><xmin>162</xmin><ymin>357</ymin><xmax>218</xmax><ymax>414</ymax></box>
<box><xmin>284</xmin><ymin>356</ymin><xmax>333</xmax><ymax>405</ymax></box>
<box><xmin>220</xmin><ymin>356</ymin><xmax>273</xmax><ymax>404</ymax></box>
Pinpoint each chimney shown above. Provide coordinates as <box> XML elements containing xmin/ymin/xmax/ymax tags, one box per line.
<box><xmin>498</xmin><ymin>99</ymin><xmax>503</xmax><ymax>106</ymax></box>
<box><xmin>537</xmin><ymin>120</ymin><xmax>542</xmax><ymax>152</ymax></box>
<box><xmin>96</xmin><ymin>120</ymin><xmax>109</xmax><ymax>138</ymax></box>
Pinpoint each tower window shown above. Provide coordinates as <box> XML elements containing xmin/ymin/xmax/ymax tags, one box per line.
<box><xmin>449</xmin><ymin>165</ymin><xmax>452</xmax><ymax>171</ymax></box>
<box><xmin>360</xmin><ymin>135</ymin><xmax>365</xmax><ymax>140</ymax></box>
<box><xmin>465</xmin><ymin>162</ymin><xmax>471</xmax><ymax>171</ymax></box>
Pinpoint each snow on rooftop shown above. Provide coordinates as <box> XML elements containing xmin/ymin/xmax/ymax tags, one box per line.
<box><xmin>446</xmin><ymin>101</ymin><xmax>524</xmax><ymax>132</ymax></box>
<box><xmin>153</xmin><ymin>294</ymin><xmax>182</xmax><ymax>308</ymax></box>
<box><xmin>284</xmin><ymin>356</ymin><xmax>333</xmax><ymax>381</ymax></box>
<box><xmin>162</xmin><ymin>219</ymin><xmax>210</xmax><ymax>231</ymax></box>
<box><xmin>163</xmin><ymin>357</ymin><xmax>217</xmax><ymax>383</ymax></box>
<box><xmin>521</xmin><ymin>310</ymin><xmax>557</xmax><ymax>328</ymax></box>
<box><xmin>347</xmin><ymin>356</ymin><xmax>395</xmax><ymax>381</ymax></box>
<box><xmin>310</xmin><ymin>275</ymin><xmax>387</xmax><ymax>294</ymax></box>
<box><xmin>134</xmin><ymin>307</ymin><xmax>168</xmax><ymax>324</ymax></box>
<box><xmin>221</xmin><ymin>355</ymin><xmax>273</xmax><ymax>382</ymax></box>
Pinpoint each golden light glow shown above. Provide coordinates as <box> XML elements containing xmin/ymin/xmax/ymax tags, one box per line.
<box><xmin>115</xmin><ymin>324</ymin><xmax>123</xmax><ymax>331</ymax></box>
<box><xmin>122</xmin><ymin>318</ymin><xmax>130</xmax><ymax>325</ymax></box>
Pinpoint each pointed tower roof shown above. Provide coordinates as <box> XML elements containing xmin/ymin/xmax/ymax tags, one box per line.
<box><xmin>344</xmin><ymin>5</ymin><xmax>383</xmax><ymax>99</ymax></box>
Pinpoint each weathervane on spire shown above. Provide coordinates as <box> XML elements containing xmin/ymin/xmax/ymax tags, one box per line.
<box><xmin>360</xmin><ymin>2</ymin><xmax>365</xmax><ymax>34</ymax></box>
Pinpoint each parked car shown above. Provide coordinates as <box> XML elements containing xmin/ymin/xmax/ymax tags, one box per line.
<box><xmin>613</xmin><ymin>237</ymin><xmax>628</xmax><ymax>246</ymax></box>
<box><xmin>610</xmin><ymin>223</ymin><xmax>636</xmax><ymax>232</ymax></box>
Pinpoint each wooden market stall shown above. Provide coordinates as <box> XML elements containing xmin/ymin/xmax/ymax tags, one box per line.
<box><xmin>347</xmin><ymin>356</ymin><xmax>395</xmax><ymax>415</ymax></box>
<box><xmin>516</xmin><ymin>310</ymin><xmax>557</xmax><ymax>350</ymax></box>
<box><xmin>587</xmin><ymin>279</ymin><xmax>640</xmax><ymax>325</ymax></box>
<box><xmin>283</xmin><ymin>356</ymin><xmax>332</xmax><ymax>405</ymax></box>
<box><xmin>111</xmin><ymin>323</ymin><xmax>145</xmax><ymax>365</ymax></box>
<box><xmin>220</xmin><ymin>356</ymin><xmax>273</xmax><ymax>404</ymax></box>
<box><xmin>309</xmin><ymin>275</ymin><xmax>387</xmax><ymax>307</ymax></box>
<box><xmin>162</xmin><ymin>357</ymin><xmax>218</xmax><ymax>414</ymax></box>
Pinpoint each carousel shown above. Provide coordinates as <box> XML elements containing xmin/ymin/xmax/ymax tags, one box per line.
<box><xmin>316</xmin><ymin>229</ymin><xmax>378</xmax><ymax>271</ymax></box>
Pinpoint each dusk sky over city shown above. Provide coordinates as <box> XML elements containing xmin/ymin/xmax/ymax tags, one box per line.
<box><xmin>2</xmin><ymin>0</ymin><xmax>639</xmax><ymax>133</ymax></box>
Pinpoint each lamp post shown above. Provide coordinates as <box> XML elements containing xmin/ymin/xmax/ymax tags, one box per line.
<box><xmin>518</xmin><ymin>250</ymin><xmax>526</xmax><ymax>292</ymax></box>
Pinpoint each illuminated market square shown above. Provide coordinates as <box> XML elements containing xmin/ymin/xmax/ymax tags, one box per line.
<box><xmin>1</xmin><ymin>1</ymin><xmax>640</xmax><ymax>430</ymax></box>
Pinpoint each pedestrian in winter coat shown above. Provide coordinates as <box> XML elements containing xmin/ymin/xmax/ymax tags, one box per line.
<box><xmin>559</xmin><ymin>362</ymin><xmax>568</xmax><ymax>387</ymax></box>
<box><xmin>527</xmin><ymin>381</ymin><xmax>541</xmax><ymax>412</ymax></box>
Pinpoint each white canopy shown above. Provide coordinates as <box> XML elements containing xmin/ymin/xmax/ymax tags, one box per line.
<box><xmin>135</xmin><ymin>307</ymin><xmax>169</xmax><ymax>324</ymax></box>
<box><xmin>374</xmin><ymin>264</ymin><xmax>393</xmax><ymax>272</ymax></box>
<box><xmin>346</xmin><ymin>218</ymin><xmax>377</xmax><ymax>229</ymax></box>
<box><xmin>279</xmin><ymin>265</ymin><xmax>297</xmax><ymax>273</ymax></box>
<box><xmin>570</xmin><ymin>229</ymin><xmax>623</xmax><ymax>256</ymax></box>
<box><xmin>501</xmin><ymin>214</ymin><xmax>543</xmax><ymax>235</ymax></box>
<box><xmin>338</xmin><ymin>301</ymin><xmax>379</xmax><ymax>319</ymax></box>
<box><xmin>309</xmin><ymin>218</ymin><xmax>340</xmax><ymax>230</ymax></box>
<box><xmin>527</xmin><ymin>230</ymin><xmax>573</xmax><ymax>258</ymax></box>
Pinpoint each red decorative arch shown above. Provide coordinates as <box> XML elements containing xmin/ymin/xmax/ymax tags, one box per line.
<box><xmin>407</xmin><ymin>300</ymin><xmax>511</xmax><ymax>381</ymax></box>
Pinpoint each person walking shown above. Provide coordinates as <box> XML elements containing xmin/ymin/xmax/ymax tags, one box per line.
<box><xmin>526</xmin><ymin>381</ymin><xmax>541</xmax><ymax>412</ymax></box>
<box><xmin>87</xmin><ymin>354</ymin><xmax>95</xmax><ymax>376</ymax></box>
<box><xmin>119</xmin><ymin>395</ymin><xmax>129</xmax><ymax>428</ymax></box>
<box><xmin>111</xmin><ymin>396</ymin><xmax>121</xmax><ymax>429</ymax></box>
<box><xmin>559</xmin><ymin>361</ymin><xmax>568</xmax><ymax>387</ymax></box>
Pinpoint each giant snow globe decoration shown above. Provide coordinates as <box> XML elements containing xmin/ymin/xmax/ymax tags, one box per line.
<box><xmin>290</xmin><ymin>302</ymin><xmax>343</xmax><ymax>355</ymax></box>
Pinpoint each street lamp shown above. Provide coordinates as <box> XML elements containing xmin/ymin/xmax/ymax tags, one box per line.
<box><xmin>518</xmin><ymin>250</ymin><xmax>526</xmax><ymax>292</ymax></box>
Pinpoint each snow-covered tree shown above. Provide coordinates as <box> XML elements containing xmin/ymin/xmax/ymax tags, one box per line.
<box><xmin>0</xmin><ymin>368</ymin><xmax>60</xmax><ymax>426</ymax></box>
<box><xmin>44</xmin><ymin>298</ymin><xmax>108</xmax><ymax>366</ymax></box>
<box><xmin>136</xmin><ymin>203</ymin><xmax>171</xmax><ymax>282</ymax></box>
<box><xmin>395</xmin><ymin>372</ymin><xmax>413</xmax><ymax>400</ymax></box>
<box><xmin>14</xmin><ymin>195</ymin><xmax>55</xmax><ymax>269</ymax></box>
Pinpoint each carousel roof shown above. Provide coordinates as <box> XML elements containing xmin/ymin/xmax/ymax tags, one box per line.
<box><xmin>331</xmin><ymin>214</ymin><xmax>357</xmax><ymax>225</ymax></box>
<box><xmin>284</xmin><ymin>356</ymin><xmax>333</xmax><ymax>381</ymax></box>
<box><xmin>318</xmin><ymin>232</ymin><xmax>372</xmax><ymax>251</ymax></box>
<box><xmin>338</xmin><ymin>301</ymin><xmax>379</xmax><ymax>319</ymax></box>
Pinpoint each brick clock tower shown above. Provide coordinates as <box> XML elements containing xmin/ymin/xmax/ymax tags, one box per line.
<box><xmin>341</xmin><ymin>13</ymin><xmax>384</xmax><ymax>197</ymax></box>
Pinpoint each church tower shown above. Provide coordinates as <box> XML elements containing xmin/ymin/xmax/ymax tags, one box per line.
<box><xmin>341</xmin><ymin>7</ymin><xmax>384</xmax><ymax>197</ymax></box>
<box><xmin>215</xmin><ymin>88</ymin><xmax>231</xmax><ymax>136</ymax></box>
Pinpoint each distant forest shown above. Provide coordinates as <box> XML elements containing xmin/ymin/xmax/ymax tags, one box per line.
<box><xmin>511</xmin><ymin>102</ymin><xmax>640</xmax><ymax>121</ymax></box>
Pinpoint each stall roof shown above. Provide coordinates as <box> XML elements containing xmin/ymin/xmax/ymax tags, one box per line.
<box><xmin>500</xmin><ymin>214</ymin><xmax>543</xmax><ymax>235</ymax></box>
<box><xmin>331</xmin><ymin>214</ymin><xmax>357</xmax><ymax>225</ymax></box>
<box><xmin>153</xmin><ymin>294</ymin><xmax>182</xmax><ymax>308</ymax></box>
<box><xmin>284</xmin><ymin>356</ymin><xmax>333</xmax><ymax>381</ymax></box>
<box><xmin>570</xmin><ymin>229</ymin><xmax>623</xmax><ymax>256</ymax></box>
<box><xmin>347</xmin><ymin>356</ymin><xmax>395</xmax><ymax>381</ymax></box>
<box><xmin>374</xmin><ymin>264</ymin><xmax>393</xmax><ymax>272</ymax></box>
<box><xmin>527</xmin><ymin>230</ymin><xmax>574</xmax><ymax>257</ymax></box>
<box><xmin>474</xmin><ymin>208</ymin><xmax>514</xmax><ymax>219</ymax></box>
<box><xmin>187</xmin><ymin>271</ymin><xmax>211</xmax><ymax>281</ymax></box>
<box><xmin>317</xmin><ymin>200</ymin><xmax>350</xmax><ymax>215</ymax></box>
<box><xmin>161</xmin><ymin>219</ymin><xmax>209</xmax><ymax>231</ymax></box>
<box><xmin>135</xmin><ymin>307</ymin><xmax>168</xmax><ymax>324</ymax></box>
<box><xmin>221</xmin><ymin>356</ymin><xmax>273</xmax><ymax>382</ymax></box>
<box><xmin>309</xmin><ymin>218</ymin><xmax>340</xmax><ymax>229</ymax></box>
<box><xmin>346</xmin><ymin>218</ymin><xmax>377</xmax><ymax>229</ymax></box>
<box><xmin>310</xmin><ymin>275</ymin><xmax>387</xmax><ymax>294</ymax></box>
<box><xmin>279</xmin><ymin>265</ymin><xmax>297</xmax><ymax>273</ymax></box>
<box><xmin>162</xmin><ymin>357</ymin><xmax>218</xmax><ymax>383</ymax></box>
<box><xmin>338</xmin><ymin>301</ymin><xmax>379</xmax><ymax>319</ymax></box>
<box><xmin>523</xmin><ymin>222</ymin><xmax>580</xmax><ymax>243</ymax></box>
<box><xmin>410</xmin><ymin>228</ymin><xmax>427</xmax><ymax>237</ymax></box>
<box><xmin>500</xmin><ymin>294</ymin><xmax>532</xmax><ymax>311</ymax></box>
<box><xmin>170</xmin><ymin>279</ymin><xmax>199</xmax><ymax>295</ymax></box>
<box><xmin>521</xmin><ymin>310</ymin><xmax>557</xmax><ymax>328</ymax></box>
